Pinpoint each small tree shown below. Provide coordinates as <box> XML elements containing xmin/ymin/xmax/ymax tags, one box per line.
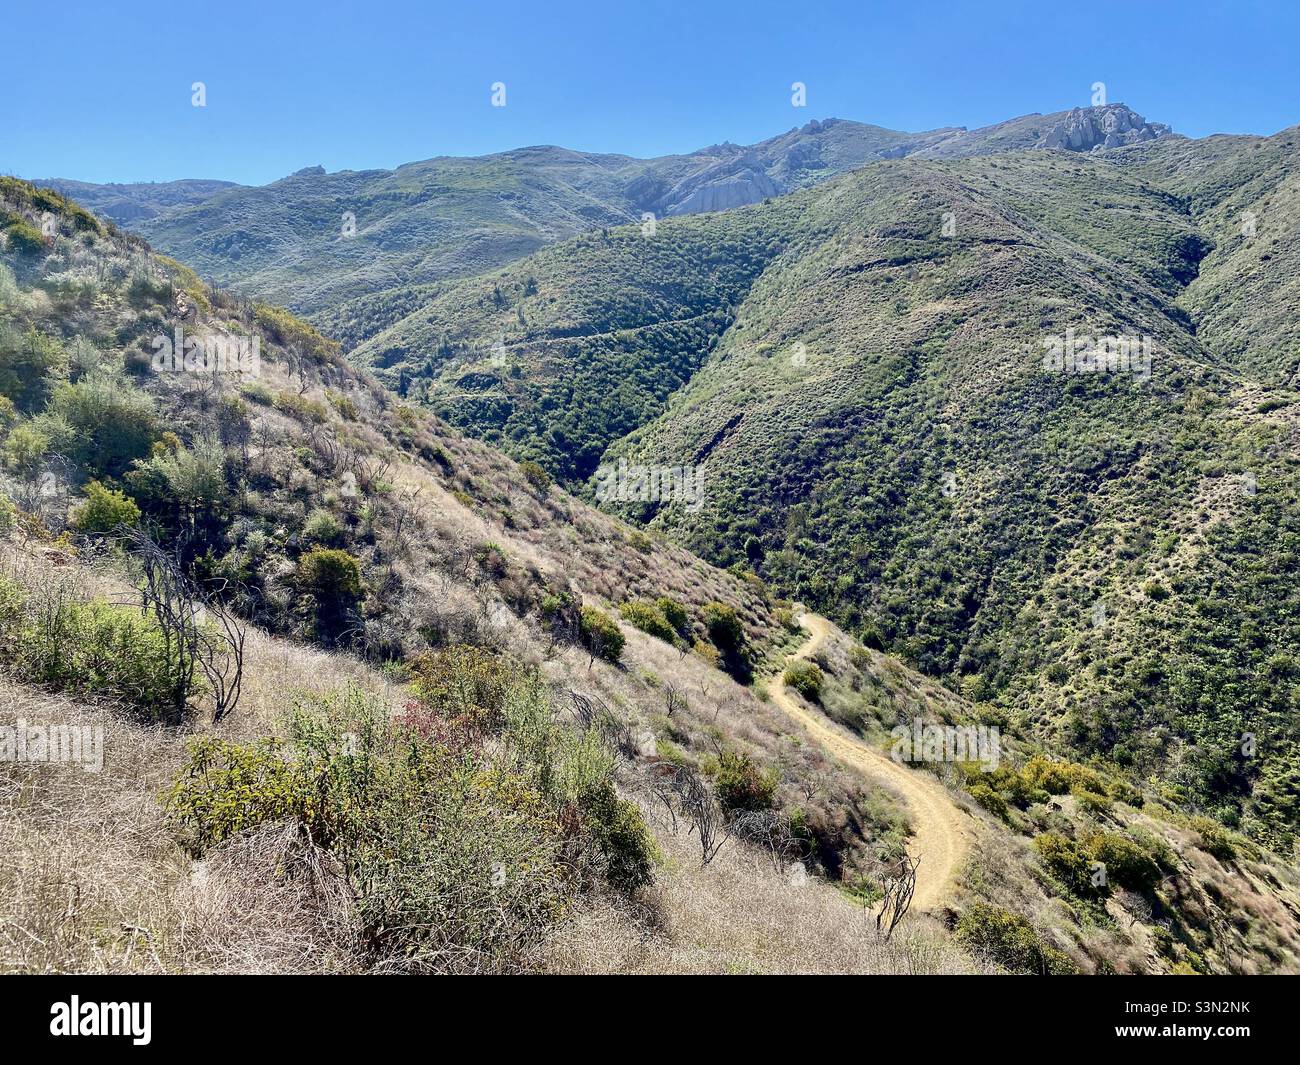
<box><xmin>297</xmin><ymin>547</ymin><xmax>364</xmax><ymax>645</ymax></box>
<box><xmin>579</xmin><ymin>606</ymin><xmax>624</xmax><ymax>666</ymax></box>
<box><xmin>704</xmin><ymin>601</ymin><xmax>751</xmax><ymax>681</ymax></box>
<box><xmin>123</xmin><ymin>526</ymin><xmax>247</xmax><ymax>723</ymax></box>
<box><xmin>874</xmin><ymin>855</ymin><xmax>919</xmax><ymax>940</ymax></box>
<box><xmin>712</xmin><ymin>749</ymin><xmax>777</xmax><ymax>812</ymax></box>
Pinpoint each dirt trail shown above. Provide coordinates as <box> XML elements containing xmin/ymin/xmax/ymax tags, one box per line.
<box><xmin>770</xmin><ymin>611</ymin><xmax>972</xmax><ymax>911</ymax></box>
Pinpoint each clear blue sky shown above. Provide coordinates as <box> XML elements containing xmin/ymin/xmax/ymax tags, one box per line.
<box><xmin>4</xmin><ymin>0</ymin><xmax>1297</xmax><ymax>185</ymax></box>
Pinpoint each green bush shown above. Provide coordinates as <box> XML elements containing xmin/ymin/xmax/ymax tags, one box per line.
<box><xmin>1033</xmin><ymin>832</ymin><xmax>1100</xmax><ymax>897</ymax></box>
<box><xmin>710</xmin><ymin>749</ymin><xmax>778</xmax><ymax>812</ymax></box>
<box><xmin>126</xmin><ymin>436</ymin><xmax>227</xmax><ymax>523</ymax></box>
<box><xmin>2</xmin><ymin>218</ymin><xmax>45</xmax><ymax>257</ymax></box>
<box><xmin>655</xmin><ymin>597</ymin><xmax>690</xmax><ymax>638</ymax></box>
<box><xmin>1189</xmin><ymin>816</ymin><xmax>1237</xmax><ymax>862</ymax></box>
<box><xmin>45</xmin><ymin>374</ymin><xmax>157</xmax><ymax>479</ymax></box>
<box><xmin>0</xmin><ymin>327</ymin><xmax>67</xmax><ymax>412</ymax></box>
<box><xmin>1020</xmin><ymin>754</ymin><xmax>1106</xmax><ymax>797</ymax></box>
<box><xmin>579</xmin><ymin>606</ymin><xmax>624</xmax><ymax>664</ymax></box>
<box><xmin>955</xmin><ymin>904</ymin><xmax>1078</xmax><ymax>974</ymax></box>
<box><xmin>239</xmin><ymin>381</ymin><xmax>275</xmax><ymax>405</ymax></box>
<box><xmin>0</xmin><ymin>577</ymin><xmax>191</xmax><ymax>721</ymax></box>
<box><xmin>302</xmin><ymin>507</ymin><xmax>346</xmax><ymax>548</ymax></box>
<box><xmin>1085</xmin><ymin>831</ymin><xmax>1162</xmax><ymax>893</ymax></box>
<box><xmin>70</xmin><ymin>480</ymin><xmax>141</xmax><ymax>535</ymax></box>
<box><xmin>618</xmin><ymin>600</ymin><xmax>677</xmax><ymax>644</ymax></box>
<box><xmin>297</xmin><ymin>548</ymin><xmax>364</xmax><ymax>642</ymax></box>
<box><xmin>518</xmin><ymin>459</ymin><xmax>551</xmax><ymax>491</ymax></box>
<box><xmin>968</xmin><ymin>781</ymin><xmax>1009</xmax><ymax>820</ymax></box>
<box><xmin>782</xmin><ymin>660</ymin><xmax>824</xmax><ymax>702</ymax></box>
<box><xmin>703</xmin><ymin>601</ymin><xmax>751</xmax><ymax>681</ymax></box>
<box><xmin>167</xmin><ymin>675</ymin><xmax>656</xmax><ymax>972</ymax></box>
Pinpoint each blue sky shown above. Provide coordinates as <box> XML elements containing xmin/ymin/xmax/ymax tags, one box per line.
<box><xmin>4</xmin><ymin>0</ymin><xmax>1298</xmax><ymax>185</ymax></box>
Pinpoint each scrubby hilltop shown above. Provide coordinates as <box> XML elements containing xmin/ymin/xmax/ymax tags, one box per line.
<box><xmin>44</xmin><ymin>105</ymin><xmax>1173</xmax><ymax>356</ymax></box>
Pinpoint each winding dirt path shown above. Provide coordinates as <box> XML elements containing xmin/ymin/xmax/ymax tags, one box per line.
<box><xmin>771</xmin><ymin>611</ymin><xmax>972</xmax><ymax>911</ymax></box>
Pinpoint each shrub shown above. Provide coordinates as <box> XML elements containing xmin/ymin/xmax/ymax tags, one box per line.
<box><xmin>2</xmin><ymin>219</ymin><xmax>45</xmax><ymax>257</ymax></box>
<box><xmin>326</xmin><ymin>389</ymin><xmax>358</xmax><ymax>420</ymax></box>
<box><xmin>126</xmin><ymin>436</ymin><xmax>228</xmax><ymax>527</ymax></box>
<box><xmin>1033</xmin><ymin>832</ymin><xmax>1100</xmax><ymax>897</ymax></box>
<box><xmin>955</xmin><ymin>904</ymin><xmax>1078</xmax><ymax>974</ymax></box>
<box><xmin>710</xmin><ymin>749</ymin><xmax>778</xmax><ymax>812</ymax></box>
<box><xmin>44</xmin><ymin>374</ymin><xmax>158</xmax><ymax>479</ymax></box>
<box><xmin>1020</xmin><ymin>754</ymin><xmax>1106</xmax><ymax>797</ymax></box>
<box><xmin>70</xmin><ymin>480</ymin><xmax>141</xmax><ymax>536</ymax></box>
<box><xmin>1</xmin><ymin>422</ymin><xmax>49</xmax><ymax>480</ymax></box>
<box><xmin>240</xmin><ymin>381</ymin><xmax>274</xmax><ymax>405</ymax></box>
<box><xmin>0</xmin><ymin>327</ymin><xmax>67</xmax><ymax>412</ymax></box>
<box><xmin>782</xmin><ymin>660</ymin><xmax>824</xmax><ymax>702</ymax></box>
<box><xmin>297</xmin><ymin>548</ymin><xmax>364</xmax><ymax>643</ymax></box>
<box><xmin>408</xmin><ymin>644</ymin><xmax>512</xmax><ymax>734</ymax></box>
<box><xmin>626</xmin><ymin>529</ymin><xmax>652</xmax><ymax>553</ymax></box>
<box><xmin>518</xmin><ymin>459</ymin><xmax>551</xmax><ymax>491</ymax></box>
<box><xmin>704</xmin><ymin>601</ymin><xmax>751</xmax><ymax>681</ymax></box>
<box><xmin>968</xmin><ymin>781</ymin><xmax>1008</xmax><ymax>820</ymax></box>
<box><xmin>619</xmin><ymin>600</ymin><xmax>677</xmax><ymax>644</ymax></box>
<box><xmin>579</xmin><ymin>606</ymin><xmax>624</xmax><ymax>664</ymax></box>
<box><xmin>302</xmin><ymin>507</ymin><xmax>345</xmax><ymax>548</ymax></box>
<box><xmin>0</xmin><ymin>577</ymin><xmax>190</xmax><ymax>722</ymax></box>
<box><xmin>253</xmin><ymin>302</ymin><xmax>340</xmax><ymax>362</ymax></box>
<box><xmin>1085</xmin><ymin>831</ymin><xmax>1162</xmax><ymax>893</ymax></box>
<box><xmin>656</xmin><ymin>596</ymin><xmax>691</xmax><ymax>639</ymax></box>
<box><xmin>1074</xmin><ymin>789</ymin><xmax>1113</xmax><ymax>816</ymax></box>
<box><xmin>1189</xmin><ymin>815</ymin><xmax>1237</xmax><ymax>862</ymax></box>
<box><xmin>167</xmin><ymin>675</ymin><xmax>656</xmax><ymax>972</ymax></box>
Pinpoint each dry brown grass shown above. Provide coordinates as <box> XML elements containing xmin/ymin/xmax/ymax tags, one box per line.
<box><xmin>544</xmin><ymin>799</ymin><xmax>988</xmax><ymax>975</ymax></box>
<box><xmin>0</xmin><ymin>535</ymin><xmax>980</xmax><ymax>974</ymax></box>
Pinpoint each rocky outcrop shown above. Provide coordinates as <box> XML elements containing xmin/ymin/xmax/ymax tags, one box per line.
<box><xmin>1040</xmin><ymin>105</ymin><xmax>1172</xmax><ymax>151</ymax></box>
<box><xmin>664</xmin><ymin>169</ymin><xmax>781</xmax><ymax>214</ymax></box>
<box><xmin>659</xmin><ymin>156</ymin><xmax>782</xmax><ymax>216</ymax></box>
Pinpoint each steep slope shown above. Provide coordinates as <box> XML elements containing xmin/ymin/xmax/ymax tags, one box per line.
<box><xmin>4</xmin><ymin>176</ymin><xmax>1296</xmax><ymax>974</ymax></box>
<box><xmin>1107</xmin><ymin>129</ymin><xmax>1300</xmax><ymax>387</ymax></box>
<box><xmin>368</xmin><ymin>141</ymin><xmax>1300</xmax><ymax>850</ymax></box>
<box><xmin>0</xmin><ymin>174</ymin><xmax>971</xmax><ymax>968</ymax></box>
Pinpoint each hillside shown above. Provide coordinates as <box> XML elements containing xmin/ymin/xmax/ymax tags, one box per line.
<box><xmin>0</xmin><ymin>174</ymin><xmax>971</xmax><ymax>973</ymax></box>
<box><xmin>346</xmin><ymin>130</ymin><xmax>1300</xmax><ymax>858</ymax></box>
<box><xmin>44</xmin><ymin>106</ymin><xmax>1172</xmax><ymax>355</ymax></box>
<box><xmin>6</xmin><ymin>175</ymin><xmax>1297</xmax><ymax>974</ymax></box>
